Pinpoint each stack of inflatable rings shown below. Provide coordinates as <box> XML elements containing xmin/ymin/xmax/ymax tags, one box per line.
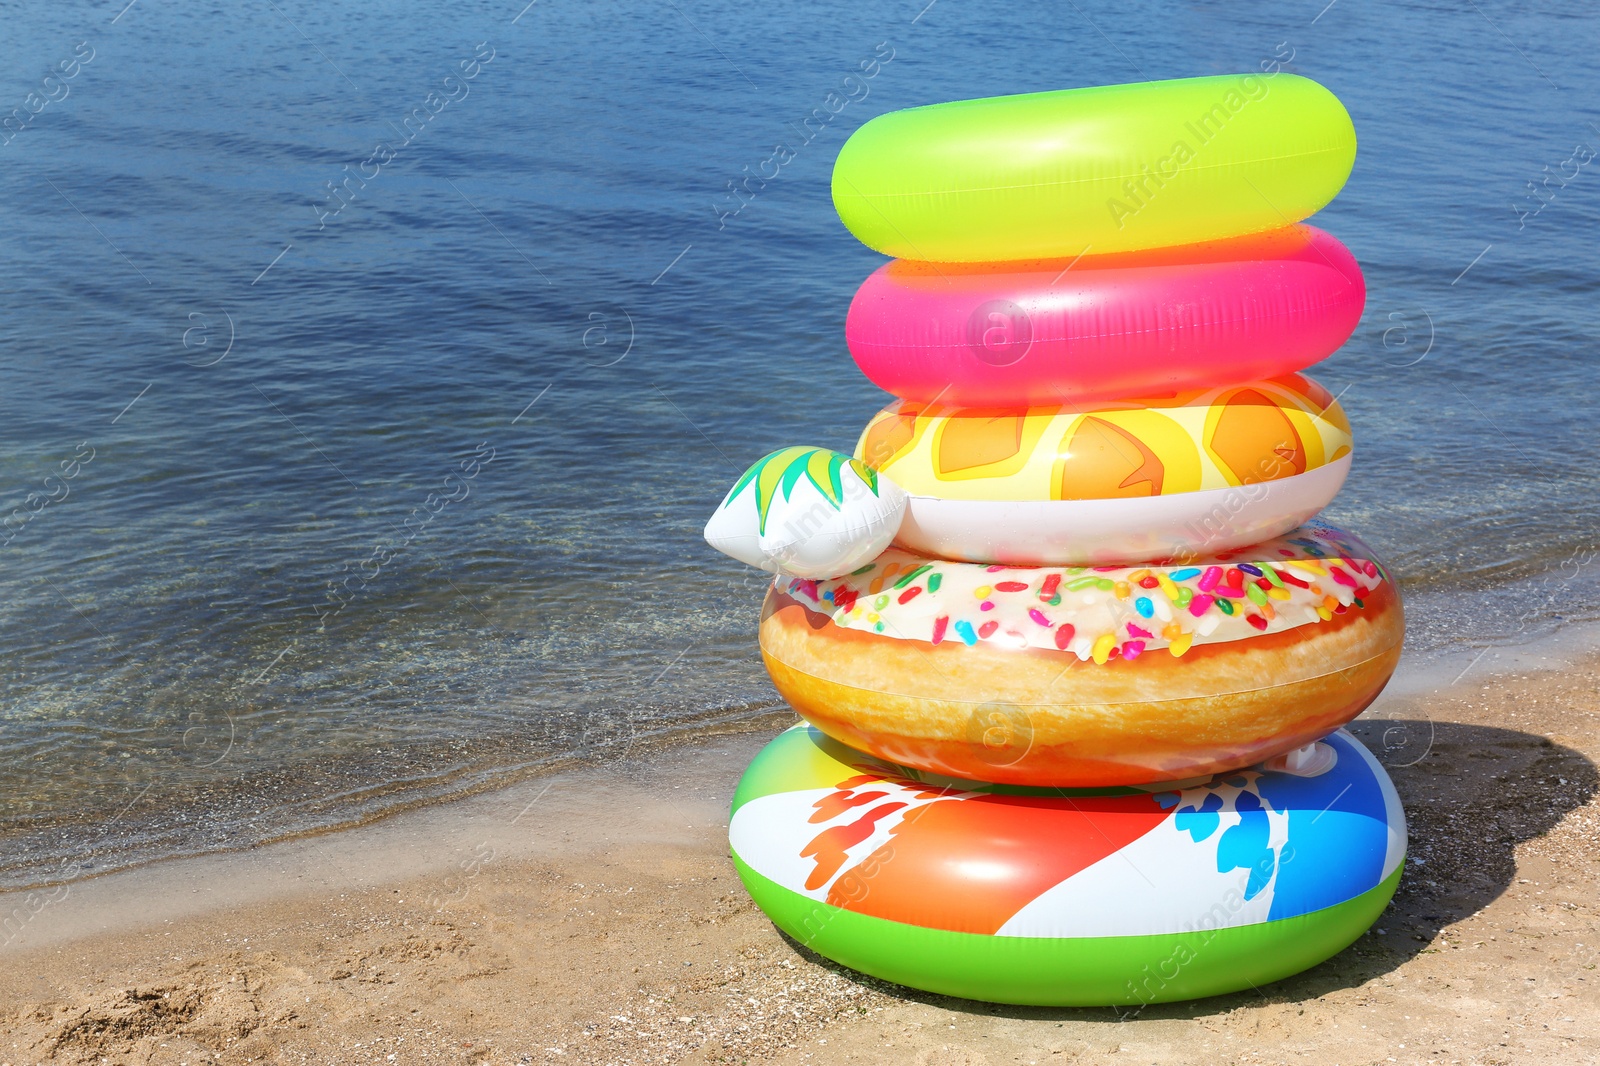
<box><xmin>728</xmin><ymin>74</ymin><xmax>1407</xmax><ymax>1007</ymax></box>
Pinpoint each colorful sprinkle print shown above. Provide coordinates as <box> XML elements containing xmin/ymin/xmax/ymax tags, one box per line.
<box><xmin>776</xmin><ymin>520</ymin><xmax>1387</xmax><ymax>664</ymax></box>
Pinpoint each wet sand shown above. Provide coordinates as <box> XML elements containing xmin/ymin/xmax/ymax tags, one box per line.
<box><xmin>2</xmin><ymin>644</ymin><xmax>1598</xmax><ymax>1066</ymax></box>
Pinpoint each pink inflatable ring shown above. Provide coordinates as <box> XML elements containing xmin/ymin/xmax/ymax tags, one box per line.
<box><xmin>846</xmin><ymin>225</ymin><xmax>1365</xmax><ymax>407</ymax></box>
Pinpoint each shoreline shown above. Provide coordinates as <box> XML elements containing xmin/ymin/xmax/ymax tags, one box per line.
<box><xmin>0</xmin><ymin>699</ymin><xmax>792</xmax><ymax>896</ymax></box>
<box><xmin>6</xmin><ymin>564</ymin><xmax>1598</xmax><ymax>899</ymax></box>
<box><xmin>3</xmin><ymin>631</ymin><xmax>1599</xmax><ymax>1064</ymax></box>
<box><xmin>0</xmin><ymin>720</ymin><xmax>779</xmax><ymax>955</ymax></box>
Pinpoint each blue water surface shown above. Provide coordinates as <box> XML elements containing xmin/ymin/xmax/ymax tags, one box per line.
<box><xmin>0</xmin><ymin>0</ymin><xmax>1596</xmax><ymax>885</ymax></box>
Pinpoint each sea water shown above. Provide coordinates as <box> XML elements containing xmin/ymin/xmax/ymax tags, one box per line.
<box><xmin>0</xmin><ymin>0</ymin><xmax>1596</xmax><ymax>887</ymax></box>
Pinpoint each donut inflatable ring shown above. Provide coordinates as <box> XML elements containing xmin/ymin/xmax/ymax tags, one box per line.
<box><xmin>846</xmin><ymin>226</ymin><xmax>1365</xmax><ymax>408</ymax></box>
<box><xmin>857</xmin><ymin>374</ymin><xmax>1351</xmax><ymax>566</ymax></box>
<box><xmin>730</xmin><ymin>724</ymin><xmax>1404</xmax><ymax>1006</ymax></box>
<box><xmin>759</xmin><ymin>521</ymin><xmax>1403</xmax><ymax>787</ymax></box>
<box><xmin>832</xmin><ymin>74</ymin><xmax>1356</xmax><ymax>261</ymax></box>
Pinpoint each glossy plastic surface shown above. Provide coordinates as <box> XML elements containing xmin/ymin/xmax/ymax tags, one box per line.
<box><xmin>759</xmin><ymin>522</ymin><xmax>1404</xmax><ymax>786</ymax></box>
<box><xmin>730</xmin><ymin>724</ymin><xmax>1404</xmax><ymax>1005</ymax></box>
<box><xmin>832</xmin><ymin>74</ymin><xmax>1356</xmax><ymax>261</ymax></box>
<box><xmin>704</xmin><ymin>446</ymin><xmax>907</xmax><ymax>579</ymax></box>
<box><xmin>846</xmin><ymin>226</ymin><xmax>1365</xmax><ymax>407</ymax></box>
<box><xmin>890</xmin><ymin>460</ymin><xmax>1347</xmax><ymax>565</ymax></box>
<box><xmin>855</xmin><ymin>373</ymin><xmax>1350</xmax><ymax>565</ymax></box>
<box><xmin>857</xmin><ymin>374</ymin><xmax>1350</xmax><ymax>502</ymax></box>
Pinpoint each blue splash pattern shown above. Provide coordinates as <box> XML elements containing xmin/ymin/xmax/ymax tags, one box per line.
<box><xmin>1158</xmin><ymin>776</ymin><xmax>1279</xmax><ymax>902</ymax></box>
<box><xmin>1169</xmin><ymin>791</ymin><xmax>1222</xmax><ymax>843</ymax></box>
<box><xmin>1217</xmin><ymin>790</ymin><xmax>1276</xmax><ymax>901</ymax></box>
<box><xmin>1152</xmin><ymin>731</ymin><xmax>1398</xmax><ymax>918</ymax></box>
<box><xmin>1258</xmin><ymin>732</ymin><xmax>1396</xmax><ymax>920</ymax></box>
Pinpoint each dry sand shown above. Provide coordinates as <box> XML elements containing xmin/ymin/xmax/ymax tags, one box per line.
<box><xmin>2</xmin><ymin>642</ymin><xmax>1598</xmax><ymax>1066</ymax></box>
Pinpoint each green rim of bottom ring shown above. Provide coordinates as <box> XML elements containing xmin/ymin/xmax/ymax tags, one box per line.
<box><xmin>733</xmin><ymin>854</ymin><xmax>1401</xmax><ymax>1007</ymax></box>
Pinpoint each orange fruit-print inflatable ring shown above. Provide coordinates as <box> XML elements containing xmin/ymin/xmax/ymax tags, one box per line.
<box><xmin>855</xmin><ymin>373</ymin><xmax>1352</xmax><ymax>565</ymax></box>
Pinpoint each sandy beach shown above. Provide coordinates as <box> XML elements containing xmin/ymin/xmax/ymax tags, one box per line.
<box><xmin>3</xmin><ymin>641</ymin><xmax>1597</xmax><ymax>1066</ymax></box>
<box><xmin>3</xmin><ymin>2</ymin><xmax>1594</xmax><ymax>1064</ymax></box>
